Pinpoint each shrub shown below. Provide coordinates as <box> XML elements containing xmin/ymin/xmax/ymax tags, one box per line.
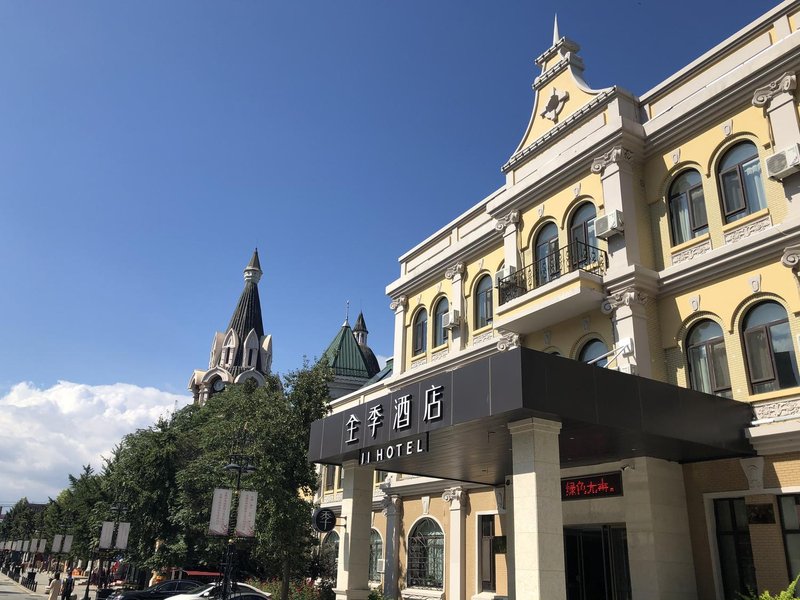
<box><xmin>739</xmin><ymin>575</ymin><xmax>800</xmax><ymax>600</ymax></box>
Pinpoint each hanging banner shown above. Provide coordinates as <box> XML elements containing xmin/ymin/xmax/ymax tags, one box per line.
<box><xmin>52</xmin><ymin>534</ymin><xmax>63</xmax><ymax>553</ymax></box>
<box><xmin>115</xmin><ymin>522</ymin><xmax>131</xmax><ymax>550</ymax></box>
<box><xmin>37</xmin><ymin>539</ymin><xmax>47</xmax><ymax>553</ymax></box>
<box><xmin>99</xmin><ymin>521</ymin><xmax>114</xmax><ymax>549</ymax></box>
<box><xmin>22</xmin><ymin>541</ymin><xmax>29</xmax><ymax>552</ymax></box>
<box><xmin>235</xmin><ymin>490</ymin><xmax>258</xmax><ymax>537</ymax></box>
<box><xmin>62</xmin><ymin>535</ymin><xmax>73</xmax><ymax>554</ymax></box>
<box><xmin>209</xmin><ymin>488</ymin><xmax>233</xmax><ymax>536</ymax></box>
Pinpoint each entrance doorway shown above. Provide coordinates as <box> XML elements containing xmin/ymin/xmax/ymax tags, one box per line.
<box><xmin>564</xmin><ymin>525</ymin><xmax>631</xmax><ymax>600</ymax></box>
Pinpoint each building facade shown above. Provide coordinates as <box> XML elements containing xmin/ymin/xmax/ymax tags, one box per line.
<box><xmin>309</xmin><ymin>4</ymin><xmax>800</xmax><ymax>600</ymax></box>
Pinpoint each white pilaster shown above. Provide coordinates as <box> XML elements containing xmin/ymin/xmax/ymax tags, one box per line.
<box><xmin>445</xmin><ymin>263</ymin><xmax>465</xmax><ymax>351</ymax></box>
<box><xmin>601</xmin><ymin>286</ymin><xmax>651</xmax><ymax>377</ymax></box>
<box><xmin>335</xmin><ymin>460</ymin><xmax>375</xmax><ymax>600</ymax></box>
<box><xmin>390</xmin><ymin>297</ymin><xmax>408</xmax><ymax>375</ymax></box>
<box><xmin>495</xmin><ymin>211</ymin><xmax>520</xmax><ymax>270</ymax></box>
<box><xmin>508</xmin><ymin>417</ymin><xmax>565</xmax><ymax>600</ymax></box>
<box><xmin>381</xmin><ymin>495</ymin><xmax>402</xmax><ymax>600</ymax></box>
<box><xmin>442</xmin><ymin>487</ymin><xmax>467</xmax><ymax>600</ymax></box>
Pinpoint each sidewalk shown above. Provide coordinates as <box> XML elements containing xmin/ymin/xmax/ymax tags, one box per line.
<box><xmin>6</xmin><ymin>571</ymin><xmax>100</xmax><ymax>598</ymax></box>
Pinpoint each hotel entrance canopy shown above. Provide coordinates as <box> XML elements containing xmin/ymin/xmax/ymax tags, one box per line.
<box><xmin>308</xmin><ymin>348</ymin><xmax>755</xmax><ymax>486</ymax></box>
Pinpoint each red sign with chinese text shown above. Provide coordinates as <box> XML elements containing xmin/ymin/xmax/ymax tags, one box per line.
<box><xmin>561</xmin><ymin>472</ymin><xmax>623</xmax><ymax>501</ymax></box>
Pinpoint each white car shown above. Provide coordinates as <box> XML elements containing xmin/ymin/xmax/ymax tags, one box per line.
<box><xmin>165</xmin><ymin>583</ymin><xmax>270</xmax><ymax>600</ymax></box>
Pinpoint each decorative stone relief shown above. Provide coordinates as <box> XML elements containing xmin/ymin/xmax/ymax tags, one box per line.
<box><xmin>496</xmin><ymin>331</ymin><xmax>520</xmax><ymax>352</ymax></box>
<box><xmin>538</xmin><ymin>205</ymin><xmax>545</xmax><ymax>218</ymax></box>
<box><xmin>431</xmin><ymin>348</ymin><xmax>450</xmax><ymax>363</ymax></box>
<box><xmin>601</xmin><ymin>287</ymin><xmax>649</xmax><ymax>315</ymax></box>
<box><xmin>723</xmin><ymin>214</ymin><xmax>772</xmax><ymax>244</ymax></box>
<box><xmin>442</xmin><ymin>487</ymin><xmax>467</xmax><ymax>510</ymax></box>
<box><xmin>671</xmin><ymin>239</ymin><xmax>712</xmax><ymax>265</ymax></box>
<box><xmin>543</xmin><ymin>330</ymin><xmax>552</xmax><ymax>345</ymax></box>
<box><xmin>752</xmin><ymin>72</ymin><xmax>797</xmax><ymax>108</ymax></box>
<box><xmin>740</xmin><ymin>457</ymin><xmax>765</xmax><ymax>492</ymax></box>
<box><xmin>381</xmin><ymin>494</ymin><xmax>402</xmax><ymax>517</ymax></box>
<box><xmin>671</xmin><ymin>148</ymin><xmax>680</xmax><ymax>165</ymax></box>
<box><xmin>390</xmin><ymin>296</ymin><xmax>408</xmax><ymax>311</ymax></box>
<box><xmin>421</xmin><ymin>496</ymin><xmax>430</xmax><ymax>515</ymax></box>
<box><xmin>540</xmin><ymin>87</ymin><xmax>569</xmax><ymax>122</ymax></box>
<box><xmin>473</xmin><ymin>330</ymin><xmax>495</xmax><ymax>345</ymax></box>
<box><xmin>582</xmin><ymin>317</ymin><xmax>590</xmax><ymax>332</ymax></box>
<box><xmin>411</xmin><ymin>357</ymin><xmax>428</xmax><ymax>370</ymax></box>
<box><xmin>494</xmin><ymin>486</ymin><xmax>506</xmax><ymax>513</ymax></box>
<box><xmin>749</xmin><ymin>274</ymin><xmax>762</xmax><ymax>294</ymax></box>
<box><xmin>445</xmin><ymin>262</ymin><xmax>465</xmax><ymax>280</ymax></box>
<box><xmin>591</xmin><ymin>145</ymin><xmax>633</xmax><ymax>175</ymax></box>
<box><xmin>690</xmin><ymin>296</ymin><xmax>700</xmax><ymax>312</ymax></box>
<box><xmin>494</xmin><ymin>211</ymin><xmax>520</xmax><ymax>232</ymax></box>
<box><xmin>781</xmin><ymin>245</ymin><xmax>800</xmax><ymax>278</ymax></box>
<box><xmin>573</xmin><ymin>182</ymin><xmax>581</xmax><ymax>198</ymax></box>
<box><xmin>437</xmin><ymin>282</ymin><xmax>442</xmax><ymax>293</ymax></box>
<box><xmin>754</xmin><ymin>397</ymin><xmax>800</xmax><ymax>420</ymax></box>
<box><xmin>722</xmin><ymin>120</ymin><xmax>733</xmax><ymax>137</ymax></box>
<box><xmin>479</xmin><ymin>258</ymin><xmax>485</xmax><ymax>270</ymax></box>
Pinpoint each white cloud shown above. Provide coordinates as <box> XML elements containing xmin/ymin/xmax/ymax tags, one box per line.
<box><xmin>0</xmin><ymin>381</ymin><xmax>191</xmax><ymax>505</ymax></box>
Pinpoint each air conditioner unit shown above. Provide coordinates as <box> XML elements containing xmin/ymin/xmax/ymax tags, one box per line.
<box><xmin>495</xmin><ymin>266</ymin><xmax>516</xmax><ymax>287</ymax></box>
<box><xmin>376</xmin><ymin>559</ymin><xmax>386</xmax><ymax>574</ymax></box>
<box><xmin>595</xmin><ymin>210</ymin><xmax>624</xmax><ymax>239</ymax></box>
<box><xmin>766</xmin><ymin>144</ymin><xmax>800</xmax><ymax>180</ymax></box>
<box><xmin>442</xmin><ymin>309</ymin><xmax>460</xmax><ymax>330</ymax></box>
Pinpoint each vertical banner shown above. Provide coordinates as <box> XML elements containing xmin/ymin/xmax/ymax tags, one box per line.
<box><xmin>115</xmin><ymin>522</ymin><xmax>131</xmax><ymax>550</ymax></box>
<box><xmin>235</xmin><ymin>490</ymin><xmax>258</xmax><ymax>537</ymax></box>
<box><xmin>37</xmin><ymin>539</ymin><xmax>47</xmax><ymax>553</ymax></box>
<box><xmin>209</xmin><ymin>488</ymin><xmax>233</xmax><ymax>536</ymax></box>
<box><xmin>62</xmin><ymin>535</ymin><xmax>73</xmax><ymax>554</ymax></box>
<box><xmin>22</xmin><ymin>541</ymin><xmax>29</xmax><ymax>552</ymax></box>
<box><xmin>52</xmin><ymin>535</ymin><xmax>63</xmax><ymax>553</ymax></box>
<box><xmin>99</xmin><ymin>521</ymin><xmax>114</xmax><ymax>549</ymax></box>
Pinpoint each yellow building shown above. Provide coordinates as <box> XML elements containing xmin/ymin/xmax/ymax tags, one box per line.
<box><xmin>309</xmin><ymin>3</ymin><xmax>800</xmax><ymax>599</ymax></box>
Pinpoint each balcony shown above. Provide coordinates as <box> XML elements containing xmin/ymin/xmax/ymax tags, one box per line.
<box><xmin>494</xmin><ymin>242</ymin><xmax>608</xmax><ymax>334</ymax></box>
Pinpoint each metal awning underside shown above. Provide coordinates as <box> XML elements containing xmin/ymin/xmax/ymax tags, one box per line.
<box><xmin>308</xmin><ymin>348</ymin><xmax>755</xmax><ymax>486</ymax></box>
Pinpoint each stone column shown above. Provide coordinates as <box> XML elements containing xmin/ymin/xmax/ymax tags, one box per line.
<box><xmin>494</xmin><ymin>211</ymin><xmax>521</xmax><ymax>271</ymax></box>
<box><xmin>445</xmin><ymin>263</ymin><xmax>465</xmax><ymax>351</ymax></box>
<box><xmin>442</xmin><ymin>487</ymin><xmax>467</xmax><ymax>600</ymax></box>
<box><xmin>753</xmin><ymin>72</ymin><xmax>800</xmax><ymax>216</ymax></box>
<box><xmin>601</xmin><ymin>286</ymin><xmax>651</xmax><ymax>377</ymax></box>
<box><xmin>381</xmin><ymin>495</ymin><xmax>402</xmax><ymax>600</ymax></box>
<box><xmin>622</xmin><ymin>457</ymin><xmax>697</xmax><ymax>600</ymax></box>
<box><xmin>591</xmin><ymin>146</ymin><xmax>641</xmax><ymax>273</ymax></box>
<box><xmin>390</xmin><ymin>297</ymin><xmax>408</xmax><ymax>375</ymax></box>
<box><xmin>508</xmin><ymin>417</ymin><xmax>566</xmax><ymax>600</ymax></box>
<box><xmin>335</xmin><ymin>460</ymin><xmax>375</xmax><ymax>600</ymax></box>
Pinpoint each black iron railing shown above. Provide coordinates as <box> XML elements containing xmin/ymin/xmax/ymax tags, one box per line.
<box><xmin>497</xmin><ymin>242</ymin><xmax>608</xmax><ymax>305</ymax></box>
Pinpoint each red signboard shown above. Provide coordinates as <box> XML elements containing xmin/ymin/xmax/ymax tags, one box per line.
<box><xmin>561</xmin><ymin>472</ymin><xmax>623</xmax><ymax>501</ymax></box>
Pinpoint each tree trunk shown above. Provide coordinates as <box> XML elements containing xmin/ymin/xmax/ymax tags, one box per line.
<box><xmin>281</xmin><ymin>557</ymin><xmax>290</xmax><ymax>600</ymax></box>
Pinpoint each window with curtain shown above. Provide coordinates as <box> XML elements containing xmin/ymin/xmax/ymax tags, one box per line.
<box><xmin>743</xmin><ymin>301</ymin><xmax>800</xmax><ymax>393</ymax></box>
<box><xmin>368</xmin><ymin>529</ymin><xmax>383</xmax><ymax>582</ymax></box>
<box><xmin>412</xmin><ymin>309</ymin><xmax>428</xmax><ymax>355</ymax></box>
<box><xmin>668</xmin><ymin>170</ymin><xmax>708</xmax><ymax>245</ymax></box>
<box><xmin>570</xmin><ymin>203</ymin><xmax>597</xmax><ymax>268</ymax></box>
<box><xmin>408</xmin><ymin>518</ymin><xmax>444</xmax><ymax>589</ymax></box>
<box><xmin>579</xmin><ymin>339</ymin><xmax>609</xmax><ymax>367</ymax></box>
<box><xmin>779</xmin><ymin>495</ymin><xmax>800</xmax><ymax>580</ymax></box>
<box><xmin>534</xmin><ymin>222</ymin><xmax>560</xmax><ymax>286</ymax></box>
<box><xmin>433</xmin><ymin>297</ymin><xmax>449</xmax><ymax>347</ymax></box>
<box><xmin>687</xmin><ymin>320</ymin><xmax>732</xmax><ymax>398</ymax></box>
<box><xmin>718</xmin><ymin>142</ymin><xmax>767</xmax><ymax>224</ymax></box>
<box><xmin>475</xmin><ymin>275</ymin><xmax>493</xmax><ymax>329</ymax></box>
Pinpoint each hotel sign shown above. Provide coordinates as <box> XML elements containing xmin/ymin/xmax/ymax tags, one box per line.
<box><xmin>561</xmin><ymin>472</ymin><xmax>623</xmax><ymax>501</ymax></box>
<box><xmin>360</xmin><ymin>433</ymin><xmax>428</xmax><ymax>465</ymax></box>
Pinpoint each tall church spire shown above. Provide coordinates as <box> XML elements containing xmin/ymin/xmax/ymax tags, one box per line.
<box><xmin>553</xmin><ymin>14</ymin><xmax>560</xmax><ymax>46</ymax></box>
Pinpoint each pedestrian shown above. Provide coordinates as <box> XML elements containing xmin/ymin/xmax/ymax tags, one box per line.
<box><xmin>61</xmin><ymin>572</ymin><xmax>75</xmax><ymax>600</ymax></box>
<box><xmin>47</xmin><ymin>573</ymin><xmax>62</xmax><ymax>600</ymax></box>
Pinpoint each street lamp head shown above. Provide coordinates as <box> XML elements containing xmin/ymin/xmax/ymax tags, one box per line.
<box><xmin>224</xmin><ymin>462</ymin><xmax>241</xmax><ymax>473</ymax></box>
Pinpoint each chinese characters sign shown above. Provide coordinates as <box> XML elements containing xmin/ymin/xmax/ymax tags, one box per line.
<box><xmin>561</xmin><ymin>472</ymin><xmax>623</xmax><ymax>501</ymax></box>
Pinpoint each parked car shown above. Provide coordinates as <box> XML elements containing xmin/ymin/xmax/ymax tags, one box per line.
<box><xmin>108</xmin><ymin>579</ymin><xmax>203</xmax><ymax>600</ymax></box>
<box><xmin>166</xmin><ymin>582</ymin><xmax>270</xmax><ymax>600</ymax></box>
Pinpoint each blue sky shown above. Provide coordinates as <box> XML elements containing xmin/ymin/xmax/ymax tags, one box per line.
<box><xmin>0</xmin><ymin>1</ymin><xmax>778</xmax><ymax>500</ymax></box>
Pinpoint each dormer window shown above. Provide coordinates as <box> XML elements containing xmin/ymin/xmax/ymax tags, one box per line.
<box><xmin>221</xmin><ymin>331</ymin><xmax>238</xmax><ymax>368</ymax></box>
<box><xmin>244</xmin><ymin>329</ymin><xmax>260</xmax><ymax>369</ymax></box>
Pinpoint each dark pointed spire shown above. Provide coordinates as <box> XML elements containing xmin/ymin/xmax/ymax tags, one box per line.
<box><xmin>227</xmin><ymin>251</ymin><xmax>265</xmax><ymax>345</ymax></box>
<box><xmin>244</xmin><ymin>248</ymin><xmax>262</xmax><ymax>284</ymax></box>
<box><xmin>354</xmin><ymin>312</ymin><xmax>368</xmax><ymax>334</ymax></box>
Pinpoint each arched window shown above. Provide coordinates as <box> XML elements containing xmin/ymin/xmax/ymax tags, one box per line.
<box><xmin>579</xmin><ymin>339</ymin><xmax>609</xmax><ymax>367</ymax></box>
<box><xmin>687</xmin><ymin>320</ymin><xmax>732</xmax><ymax>398</ymax></box>
<box><xmin>244</xmin><ymin>329</ymin><xmax>259</xmax><ymax>368</ymax></box>
<box><xmin>413</xmin><ymin>309</ymin><xmax>428</xmax><ymax>355</ymax></box>
<box><xmin>368</xmin><ymin>529</ymin><xmax>383</xmax><ymax>582</ymax></box>
<box><xmin>669</xmin><ymin>170</ymin><xmax>708</xmax><ymax>245</ymax></box>
<box><xmin>408</xmin><ymin>518</ymin><xmax>444</xmax><ymax>589</ymax></box>
<box><xmin>534</xmin><ymin>222</ymin><xmax>560</xmax><ymax>286</ymax></box>
<box><xmin>321</xmin><ymin>531</ymin><xmax>340</xmax><ymax>581</ymax></box>
<box><xmin>743</xmin><ymin>301</ymin><xmax>800</xmax><ymax>393</ymax></box>
<box><xmin>718</xmin><ymin>142</ymin><xmax>766</xmax><ymax>224</ymax></box>
<box><xmin>475</xmin><ymin>275</ymin><xmax>493</xmax><ymax>329</ymax></box>
<box><xmin>221</xmin><ymin>331</ymin><xmax>237</xmax><ymax>367</ymax></box>
<box><xmin>570</xmin><ymin>203</ymin><xmax>597</xmax><ymax>268</ymax></box>
<box><xmin>433</xmin><ymin>298</ymin><xmax>449</xmax><ymax>347</ymax></box>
